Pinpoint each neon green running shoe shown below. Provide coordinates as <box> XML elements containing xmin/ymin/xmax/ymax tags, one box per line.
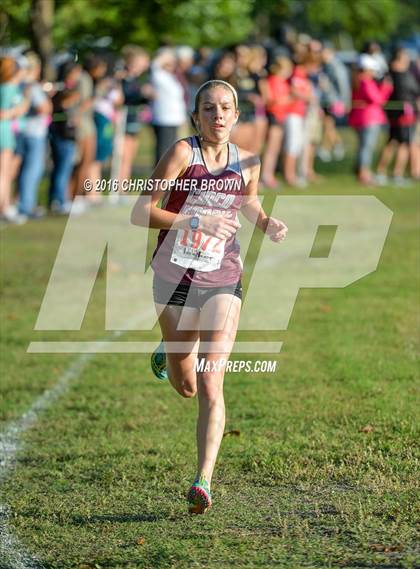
<box><xmin>187</xmin><ymin>475</ymin><xmax>212</xmax><ymax>514</ymax></box>
<box><xmin>151</xmin><ymin>340</ymin><xmax>168</xmax><ymax>381</ymax></box>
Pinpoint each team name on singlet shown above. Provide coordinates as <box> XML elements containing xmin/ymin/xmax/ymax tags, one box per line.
<box><xmin>190</xmin><ymin>189</ymin><xmax>236</xmax><ymax>209</ymax></box>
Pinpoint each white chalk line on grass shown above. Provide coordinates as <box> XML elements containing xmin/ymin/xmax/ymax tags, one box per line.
<box><xmin>0</xmin><ymin>312</ymin><xmax>152</xmax><ymax>569</ymax></box>
<box><xmin>0</xmin><ymin>354</ymin><xmax>92</xmax><ymax>569</ymax></box>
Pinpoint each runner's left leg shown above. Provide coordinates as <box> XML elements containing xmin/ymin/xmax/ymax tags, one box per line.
<box><xmin>195</xmin><ymin>293</ymin><xmax>241</xmax><ymax>487</ymax></box>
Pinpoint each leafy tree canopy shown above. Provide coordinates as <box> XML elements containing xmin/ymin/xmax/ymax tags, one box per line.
<box><xmin>0</xmin><ymin>0</ymin><xmax>418</xmax><ymax>53</ymax></box>
<box><xmin>1</xmin><ymin>0</ymin><xmax>254</xmax><ymax>51</ymax></box>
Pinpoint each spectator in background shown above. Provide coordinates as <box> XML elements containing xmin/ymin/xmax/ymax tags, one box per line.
<box><xmin>48</xmin><ymin>61</ymin><xmax>81</xmax><ymax>213</ymax></box>
<box><xmin>349</xmin><ymin>54</ymin><xmax>392</xmax><ymax>185</ymax></box>
<box><xmin>0</xmin><ymin>56</ymin><xmax>29</xmax><ymax>223</ymax></box>
<box><xmin>175</xmin><ymin>45</ymin><xmax>195</xmax><ymax>110</ymax></box>
<box><xmin>261</xmin><ymin>55</ymin><xmax>292</xmax><ymax>187</ymax></box>
<box><xmin>293</xmin><ymin>34</ymin><xmax>312</xmax><ymax>65</ymax></box>
<box><xmin>119</xmin><ymin>45</ymin><xmax>154</xmax><ymax>185</ymax></box>
<box><xmin>175</xmin><ymin>45</ymin><xmax>195</xmax><ymax>137</ymax></box>
<box><xmin>362</xmin><ymin>41</ymin><xmax>388</xmax><ymax>82</ymax></box>
<box><xmin>409</xmin><ymin>55</ymin><xmax>420</xmax><ymax>180</ymax></box>
<box><xmin>376</xmin><ymin>48</ymin><xmax>419</xmax><ymax>186</ymax></box>
<box><xmin>70</xmin><ymin>55</ymin><xmax>96</xmax><ymax>198</ymax></box>
<box><xmin>247</xmin><ymin>45</ymin><xmax>268</xmax><ymax>154</ymax></box>
<box><xmin>89</xmin><ymin>57</ymin><xmax>123</xmax><ymax>201</ymax></box>
<box><xmin>10</xmin><ymin>55</ymin><xmax>29</xmax><ymax>189</ymax></box>
<box><xmin>210</xmin><ymin>50</ymin><xmax>236</xmax><ymax>85</ymax></box>
<box><xmin>230</xmin><ymin>44</ymin><xmax>260</xmax><ymax>153</ymax></box>
<box><xmin>151</xmin><ymin>47</ymin><xmax>186</xmax><ymax>165</ymax></box>
<box><xmin>302</xmin><ymin>46</ymin><xmax>324</xmax><ymax>184</ymax></box>
<box><xmin>319</xmin><ymin>42</ymin><xmax>350</xmax><ymax>161</ymax></box>
<box><xmin>283</xmin><ymin>62</ymin><xmax>313</xmax><ymax>186</ymax></box>
<box><xmin>187</xmin><ymin>48</ymin><xmax>211</xmax><ymax>113</ymax></box>
<box><xmin>17</xmin><ymin>51</ymin><xmax>52</xmax><ymax>218</ymax></box>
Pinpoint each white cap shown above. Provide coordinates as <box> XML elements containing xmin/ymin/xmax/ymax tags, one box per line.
<box><xmin>153</xmin><ymin>47</ymin><xmax>176</xmax><ymax>68</ymax></box>
<box><xmin>176</xmin><ymin>46</ymin><xmax>194</xmax><ymax>61</ymax></box>
<box><xmin>358</xmin><ymin>54</ymin><xmax>380</xmax><ymax>72</ymax></box>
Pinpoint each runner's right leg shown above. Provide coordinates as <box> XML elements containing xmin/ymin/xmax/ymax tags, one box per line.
<box><xmin>155</xmin><ymin>303</ymin><xmax>200</xmax><ymax>398</ymax></box>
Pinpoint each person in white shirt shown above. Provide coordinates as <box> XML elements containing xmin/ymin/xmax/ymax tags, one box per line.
<box><xmin>151</xmin><ymin>48</ymin><xmax>187</xmax><ymax>165</ymax></box>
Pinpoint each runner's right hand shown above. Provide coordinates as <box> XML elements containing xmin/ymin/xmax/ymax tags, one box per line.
<box><xmin>198</xmin><ymin>215</ymin><xmax>241</xmax><ymax>240</ymax></box>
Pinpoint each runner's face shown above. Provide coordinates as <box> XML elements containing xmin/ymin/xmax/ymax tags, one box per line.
<box><xmin>196</xmin><ymin>87</ymin><xmax>238</xmax><ymax>142</ymax></box>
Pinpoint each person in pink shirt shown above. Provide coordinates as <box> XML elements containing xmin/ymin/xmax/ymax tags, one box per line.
<box><xmin>349</xmin><ymin>54</ymin><xmax>392</xmax><ymax>185</ymax></box>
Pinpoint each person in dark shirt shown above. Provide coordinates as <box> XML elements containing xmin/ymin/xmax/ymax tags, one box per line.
<box><xmin>229</xmin><ymin>44</ymin><xmax>268</xmax><ymax>154</ymax></box>
<box><xmin>48</xmin><ymin>61</ymin><xmax>82</xmax><ymax>212</ymax></box>
<box><xmin>118</xmin><ymin>46</ymin><xmax>154</xmax><ymax>186</ymax></box>
<box><xmin>376</xmin><ymin>48</ymin><xmax>419</xmax><ymax>186</ymax></box>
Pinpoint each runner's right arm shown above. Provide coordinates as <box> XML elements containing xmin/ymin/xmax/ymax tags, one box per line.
<box><xmin>131</xmin><ymin>140</ymin><xmax>240</xmax><ymax>239</ymax></box>
<box><xmin>131</xmin><ymin>139</ymin><xmax>192</xmax><ymax>230</ymax></box>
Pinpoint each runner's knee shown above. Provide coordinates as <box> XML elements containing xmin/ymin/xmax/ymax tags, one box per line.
<box><xmin>198</xmin><ymin>372</ymin><xmax>223</xmax><ymax>403</ymax></box>
<box><xmin>169</xmin><ymin>373</ymin><xmax>197</xmax><ymax>398</ymax></box>
<box><xmin>178</xmin><ymin>382</ymin><xmax>197</xmax><ymax>398</ymax></box>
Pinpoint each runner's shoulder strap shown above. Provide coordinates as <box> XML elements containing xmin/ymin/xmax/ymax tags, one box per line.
<box><xmin>227</xmin><ymin>142</ymin><xmax>242</xmax><ymax>177</ymax></box>
<box><xmin>187</xmin><ymin>135</ymin><xmax>205</xmax><ymax>168</ymax></box>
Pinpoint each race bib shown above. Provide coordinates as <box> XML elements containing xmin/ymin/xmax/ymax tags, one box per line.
<box><xmin>170</xmin><ymin>228</ymin><xmax>225</xmax><ymax>272</ymax></box>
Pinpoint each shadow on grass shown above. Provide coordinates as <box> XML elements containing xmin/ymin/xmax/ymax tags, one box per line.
<box><xmin>334</xmin><ymin>561</ymin><xmax>406</xmax><ymax>569</ymax></box>
<box><xmin>24</xmin><ymin>559</ymin><xmax>410</xmax><ymax>569</ymax></box>
<box><xmin>16</xmin><ymin>450</ymin><xmax>130</xmax><ymax>466</ymax></box>
<box><xmin>70</xmin><ymin>512</ymin><xmax>174</xmax><ymax>524</ymax></box>
<box><xmin>33</xmin><ymin>562</ymin><xmax>142</xmax><ymax>569</ymax></box>
<box><xmin>15</xmin><ymin>509</ymin><xmax>177</xmax><ymax>524</ymax></box>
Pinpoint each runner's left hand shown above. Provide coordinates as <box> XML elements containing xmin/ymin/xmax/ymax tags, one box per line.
<box><xmin>264</xmin><ymin>217</ymin><xmax>288</xmax><ymax>242</ymax></box>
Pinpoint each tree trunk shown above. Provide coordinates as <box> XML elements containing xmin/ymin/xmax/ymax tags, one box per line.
<box><xmin>30</xmin><ymin>0</ymin><xmax>55</xmax><ymax>80</ymax></box>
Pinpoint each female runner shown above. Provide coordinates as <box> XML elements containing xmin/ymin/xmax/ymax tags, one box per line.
<box><xmin>131</xmin><ymin>80</ymin><xmax>288</xmax><ymax>514</ymax></box>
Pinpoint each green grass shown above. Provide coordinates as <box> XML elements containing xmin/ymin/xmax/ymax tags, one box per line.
<box><xmin>0</xmin><ymin>129</ymin><xmax>419</xmax><ymax>568</ymax></box>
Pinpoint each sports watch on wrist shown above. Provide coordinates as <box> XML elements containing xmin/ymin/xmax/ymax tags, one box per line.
<box><xmin>189</xmin><ymin>215</ymin><xmax>200</xmax><ymax>230</ymax></box>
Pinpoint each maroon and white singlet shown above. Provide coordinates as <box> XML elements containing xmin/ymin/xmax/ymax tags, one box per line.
<box><xmin>151</xmin><ymin>135</ymin><xmax>245</xmax><ymax>287</ymax></box>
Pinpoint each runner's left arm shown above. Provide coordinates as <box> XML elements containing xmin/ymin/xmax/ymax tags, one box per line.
<box><xmin>240</xmin><ymin>153</ymin><xmax>288</xmax><ymax>243</ymax></box>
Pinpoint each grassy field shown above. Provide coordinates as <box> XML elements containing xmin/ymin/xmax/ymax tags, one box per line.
<box><xmin>0</xmin><ymin>132</ymin><xmax>419</xmax><ymax>568</ymax></box>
